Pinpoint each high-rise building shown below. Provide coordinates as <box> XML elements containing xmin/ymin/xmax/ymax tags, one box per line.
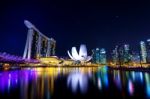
<box><xmin>92</xmin><ymin>48</ymin><xmax>100</xmax><ymax>64</ymax></box>
<box><xmin>99</xmin><ymin>48</ymin><xmax>107</xmax><ymax>64</ymax></box>
<box><xmin>131</xmin><ymin>51</ymin><xmax>140</xmax><ymax>63</ymax></box>
<box><xmin>140</xmin><ymin>41</ymin><xmax>147</xmax><ymax>63</ymax></box>
<box><xmin>146</xmin><ymin>39</ymin><xmax>150</xmax><ymax>63</ymax></box>
<box><xmin>92</xmin><ymin>48</ymin><xmax>107</xmax><ymax>64</ymax></box>
<box><xmin>112</xmin><ymin>44</ymin><xmax>131</xmax><ymax>65</ymax></box>
<box><xmin>111</xmin><ymin>46</ymin><xmax>119</xmax><ymax>65</ymax></box>
<box><xmin>123</xmin><ymin>44</ymin><xmax>131</xmax><ymax>64</ymax></box>
<box><xmin>118</xmin><ymin>45</ymin><xmax>125</xmax><ymax>65</ymax></box>
<box><xmin>23</xmin><ymin>20</ymin><xmax>56</xmax><ymax>59</ymax></box>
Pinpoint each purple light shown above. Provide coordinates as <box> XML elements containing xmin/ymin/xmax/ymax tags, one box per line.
<box><xmin>0</xmin><ymin>52</ymin><xmax>40</xmax><ymax>64</ymax></box>
<box><xmin>114</xmin><ymin>73</ymin><xmax>122</xmax><ymax>90</ymax></box>
<box><xmin>0</xmin><ymin>69</ymin><xmax>37</xmax><ymax>93</ymax></box>
<box><xmin>128</xmin><ymin>80</ymin><xmax>134</xmax><ymax>95</ymax></box>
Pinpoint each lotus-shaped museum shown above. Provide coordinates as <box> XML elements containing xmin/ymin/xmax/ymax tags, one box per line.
<box><xmin>67</xmin><ymin>44</ymin><xmax>92</xmax><ymax>62</ymax></box>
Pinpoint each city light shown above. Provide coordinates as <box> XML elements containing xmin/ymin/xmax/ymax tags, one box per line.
<box><xmin>67</xmin><ymin>44</ymin><xmax>92</xmax><ymax>62</ymax></box>
<box><xmin>0</xmin><ymin>1</ymin><xmax>150</xmax><ymax>99</ymax></box>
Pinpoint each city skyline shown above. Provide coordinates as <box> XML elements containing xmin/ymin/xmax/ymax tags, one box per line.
<box><xmin>1</xmin><ymin>1</ymin><xmax>150</xmax><ymax>99</ymax></box>
<box><xmin>0</xmin><ymin>0</ymin><xmax>150</xmax><ymax>57</ymax></box>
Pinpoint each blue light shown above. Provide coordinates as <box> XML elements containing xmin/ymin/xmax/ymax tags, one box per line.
<box><xmin>103</xmin><ymin>73</ymin><xmax>109</xmax><ymax>88</ymax></box>
<box><xmin>147</xmin><ymin>39</ymin><xmax>150</xmax><ymax>42</ymax></box>
<box><xmin>132</xmin><ymin>72</ymin><xmax>144</xmax><ymax>83</ymax></box>
<box><xmin>145</xmin><ymin>73</ymin><xmax>150</xmax><ymax>97</ymax></box>
<box><xmin>140</xmin><ymin>41</ymin><xmax>145</xmax><ymax>44</ymax></box>
<box><xmin>139</xmin><ymin>72</ymin><xmax>143</xmax><ymax>82</ymax></box>
<box><xmin>146</xmin><ymin>85</ymin><xmax>150</xmax><ymax>97</ymax></box>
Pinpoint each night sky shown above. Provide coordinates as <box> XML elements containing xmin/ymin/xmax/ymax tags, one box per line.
<box><xmin>0</xmin><ymin>0</ymin><xmax>150</xmax><ymax>57</ymax></box>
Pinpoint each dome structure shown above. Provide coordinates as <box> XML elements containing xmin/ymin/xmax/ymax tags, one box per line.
<box><xmin>67</xmin><ymin>44</ymin><xmax>92</xmax><ymax>62</ymax></box>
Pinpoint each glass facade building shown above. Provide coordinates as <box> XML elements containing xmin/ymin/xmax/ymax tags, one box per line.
<box><xmin>140</xmin><ymin>41</ymin><xmax>147</xmax><ymax>63</ymax></box>
<box><xmin>92</xmin><ymin>48</ymin><xmax>107</xmax><ymax>65</ymax></box>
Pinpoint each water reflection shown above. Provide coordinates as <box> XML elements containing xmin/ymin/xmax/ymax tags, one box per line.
<box><xmin>113</xmin><ymin>70</ymin><xmax>122</xmax><ymax>90</ymax></box>
<box><xmin>96</xmin><ymin>66</ymin><xmax>109</xmax><ymax>90</ymax></box>
<box><xmin>145</xmin><ymin>73</ymin><xmax>150</xmax><ymax>98</ymax></box>
<box><xmin>0</xmin><ymin>71</ymin><xmax>19</xmax><ymax>92</ymax></box>
<box><xmin>94</xmin><ymin>67</ymin><xmax>150</xmax><ymax>98</ymax></box>
<box><xmin>67</xmin><ymin>70</ymin><xmax>88</xmax><ymax>93</ymax></box>
<box><xmin>0</xmin><ymin>67</ymin><xmax>150</xmax><ymax>98</ymax></box>
<box><xmin>128</xmin><ymin>79</ymin><xmax>134</xmax><ymax>95</ymax></box>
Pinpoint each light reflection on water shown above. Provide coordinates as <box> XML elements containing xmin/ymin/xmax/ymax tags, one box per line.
<box><xmin>67</xmin><ymin>70</ymin><xmax>88</xmax><ymax>93</ymax></box>
<box><xmin>0</xmin><ymin>66</ymin><xmax>150</xmax><ymax>98</ymax></box>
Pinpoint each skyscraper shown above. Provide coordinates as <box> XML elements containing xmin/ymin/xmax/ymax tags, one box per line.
<box><xmin>112</xmin><ymin>44</ymin><xmax>131</xmax><ymax>66</ymax></box>
<box><xmin>146</xmin><ymin>39</ymin><xmax>150</xmax><ymax>63</ymax></box>
<box><xmin>99</xmin><ymin>48</ymin><xmax>107</xmax><ymax>64</ymax></box>
<box><xmin>92</xmin><ymin>48</ymin><xmax>100</xmax><ymax>64</ymax></box>
<box><xmin>131</xmin><ymin>51</ymin><xmax>140</xmax><ymax>64</ymax></box>
<box><xmin>123</xmin><ymin>44</ymin><xmax>131</xmax><ymax>64</ymax></box>
<box><xmin>140</xmin><ymin>41</ymin><xmax>147</xmax><ymax>63</ymax></box>
<box><xmin>111</xmin><ymin>46</ymin><xmax>119</xmax><ymax>65</ymax></box>
<box><xmin>92</xmin><ymin>48</ymin><xmax>107</xmax><ymax>64</ymax></box>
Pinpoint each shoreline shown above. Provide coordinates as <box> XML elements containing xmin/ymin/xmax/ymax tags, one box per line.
<box><xmin>108</xmin><ymin>66</ymin><xmax>150</xmax><ymax>72</ymax></box>
<box><xmin>1</xmin><ymin>64</ymin><xmax>150</xmax><ymax>72</ymax></box>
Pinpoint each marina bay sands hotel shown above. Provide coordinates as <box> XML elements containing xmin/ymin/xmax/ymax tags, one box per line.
<box><xmin>23</xmin><ymin>20</ymin><xmax>56</xmax><ymax>59</ymax></box>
